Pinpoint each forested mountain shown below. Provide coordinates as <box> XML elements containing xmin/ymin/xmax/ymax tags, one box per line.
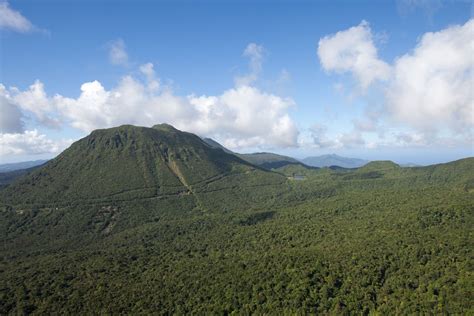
<box><xmin>1</xmin><ymin>124</ymin><xmax>284</xmax><ymax>208</ymax></box>
<box><xmin>302</xmin><ymin>154</ymin><xmax>369</xmax><ymax>168</ymax></box>
<box><xmin>0</xmin><ymin>124</ymin><xmax>473</xmax><ymax>314</ymax></box>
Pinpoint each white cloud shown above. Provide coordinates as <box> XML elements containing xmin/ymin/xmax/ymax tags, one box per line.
<box><xmin>52</xmin><ymin>77</ymin><xmax>298</xmax><ymax>148</ymax></box>
<box><xmin>188</xmin><ymin>86</ymin><xmax>298</xmax><ymax>148</ymax></box>
<box><xmin>299</xmin><ymin>124</ymin><xmax>367</xmax><ymax>150</ymax></box>
<box><xmin>316</xmin><ymin>19</ymin><xmax>474</xmax><ymax>149</ymax></box>
<box><xmin>139</xmin><ymin>63</ymin><xmax>160</xmax><ymax>91</ymax></box>
<box><xmin>54</xmin><ymin>76</ymin><xmax>197</xmax><ymax>133</ymax></box>
<box><xmin>6</xmin><ymin>52</ymin><xmax>298</xmax><ymax>150</ymax></box>
<box><xmin>0</xmin><ymin>1</ymin><xmax>35</xmax><ymax>33</ymax></box>
<box><xmin>306</xmin><ymin>124</ymin><xmax>337</xmax><ymax>149</ymax></box>
<box><xmin>318</xmin><ymin>20</ymin><xmax>391</xmax><ymax>90</ymax></box>
<box><xmin>108</xmin><ymin>39</ymin><xmax>128</xmax><ymax>66</ymax></box>
<box><xmin>0</xmin><ymin>84</ymin><xmax>24</xmax><ymax>133</ymax></box>
<box><xmin>235</xmin><ymin>43</ymin><xmax>265</xmax><ymax>87</ymax></box>
<box><xmin>393</xmin><ymin>131</ymin><xmax>428</xmax><ymax>147</ymax></box>
<box><xmin>386</xmin><ymin>19</ymin><xmax>474</xmax><ymax>134</ymax></box>
<box><xmin>11</xmin><ymin>80</ymin><xmax>61</xmax><ymax>128</ymax></box>
<box><xmin>0</xmin><ymin>130</ymin><xmax>72</xmax><ymax>156</ymax></box>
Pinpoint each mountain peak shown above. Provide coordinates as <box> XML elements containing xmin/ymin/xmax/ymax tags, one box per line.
<box><xmin>360</xmin><ymin>160</ymin><xmax>399</xmax><ymax>171</ymax></box>
<box><xmin>152</xmin><ymin>123</ymin><xmax>179</xmax><ymax>132</ymax></box>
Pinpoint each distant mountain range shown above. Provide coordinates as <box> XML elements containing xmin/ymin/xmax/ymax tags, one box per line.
<box><xmin>0</xmin><ymin>159</ymin><xmax>48</xmax><ymax>172</ymax></box>
<box><xmin>302</xmin><ymin>154</ymin><xmax>369</xmax><ymax>168</ymax></box>
<box><xmin>202</xmin><ymin>139</ymin><xmax>370</xmax><ymax>169</ymax></box>
<box><xmin>202</xmin><ymin>138</ymin><xmax>307</xmax><ymax>169</ymax></box>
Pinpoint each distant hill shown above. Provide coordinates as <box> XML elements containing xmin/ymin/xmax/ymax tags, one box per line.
<box><xmin>358</xmin><ymin>160</ymin><xmax>399</xmax><ymax>171</ymax></box>
<box><xmin>237</xmin><ymin>152</ymin><xmax>305</xmax><ymax>169</ymax></box>
<box><xmin>0</xmin><ymin>166</ymin><xmax>43</xmax><ymax>188</ymax></box>
<box><xmin>0</xmin><ymin>159</ymin><xmax>48</xmax><ymax>172</ymax></box>
<box><xmin>302</xmin><ymin>154</ymin><xmax>369</xmax><ymax>168</ymax></box>
<box><xmin>202</xmin><ymin>138</ymin><xmax>307</xmax><ymax>169</ymax></box>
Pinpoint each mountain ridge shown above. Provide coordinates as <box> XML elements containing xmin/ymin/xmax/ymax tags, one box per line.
<box><xmin>302</xmin><ymin>154</ymin><xmax>369</xmax><ymax>168</ymax></box>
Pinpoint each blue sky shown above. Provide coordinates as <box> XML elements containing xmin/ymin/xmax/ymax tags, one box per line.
<box><xmin>0</xmin><ymin>0</ymin><xmax>473</xmax><ymax>165</ymax></box>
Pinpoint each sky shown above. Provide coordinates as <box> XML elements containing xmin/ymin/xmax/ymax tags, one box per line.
<box><xmin>0</xmin><ymin>0</ymin><xmax>473</xmax><ymax>165</ymax></box>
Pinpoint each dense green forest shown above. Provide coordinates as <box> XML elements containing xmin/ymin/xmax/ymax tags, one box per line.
<box><xmin>0</xmin><ymin>125</ymin><xmax>473</xmax><ymax>314</ymax></box>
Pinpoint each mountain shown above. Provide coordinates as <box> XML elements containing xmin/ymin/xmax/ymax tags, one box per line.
<box><xmin>1</xmin><ymin>124</ymin><xmax>285</xmax><ymax>208</ymax></box>
<box><xmin>0</xmin><ymin>159</ymin><xmax>48</xmax><ymax>172</ymax></box>
<box><xmin>302</xmin><ymin>154</ymin><xmax>369</xmax><ymax>168</ymax></box>
<box><xmin>202</xmin><ymin>138</ymin><xmax>306</xmax><ymax>169</ymax></box>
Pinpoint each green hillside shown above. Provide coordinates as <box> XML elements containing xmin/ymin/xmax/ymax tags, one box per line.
<box><xmin>0</xmin><ymin>125</ymin><xmax>473</xmax><ymax>314</ymax></box>
<box><xmin>0</xmin><ymin>124</ymin><xmax>285</xmax><ymax>209</ymax></box>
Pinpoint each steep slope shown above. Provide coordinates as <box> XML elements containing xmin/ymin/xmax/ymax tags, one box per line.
<box><xmin>201</xmin><ymin>137</ymin><xmax>234</xmax><ymax>154</ymax></box>
<box><xmin>0</xmin><ymin>124</ymin><xmax>284</xmax><ymax>207</ymax></box>
<box><xmin>303</xmin><ymin>154</ymin><xmax>369</xmax><ymax>168</ymax></box>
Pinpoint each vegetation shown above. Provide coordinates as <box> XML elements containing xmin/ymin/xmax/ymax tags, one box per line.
<box><xmin>0</xmin><ymin>124</ymin><xmax>472</xmax><ymax>314</ymax></box>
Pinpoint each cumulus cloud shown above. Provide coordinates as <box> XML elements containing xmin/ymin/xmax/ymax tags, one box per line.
<box><xmin>0</xmin><ymin>84</ymin><xmax>24</xmax><ymax>133</ymax></box>
<box><xmin>4</xmin><ymin>46</ymin><xmax>298</xmax><ymax>151</ymax></box>
<box><xmin>386</xmin><ymin>19</ymin><xmax>474</xmax><ymax>134</ymax></box>
<box><xmin>11</xmin><ymin>80</ymin><xmax>61</xmax><ymax>128</ymax></box>
<box><xmin>316</xmin><ymin>19</ymin><xmax>474</xmax><ymax>149</ymax></box>
<box><xmin>53</xmin><ymin>76</ymin><xmax>196</xmax><ymax>133</ymax></box>
<box><xmin>189</xmin><ymin>86</ymin><xmax>298</xmax><ymax>148</ymax></box>
<box><xmin>51</xmin><ymin>76</ymin><xmax>298</xmax><ymax>148</ymax></box>
<box><xmin>0</xmin><ymin>130</ymin><xmax>72</xmax><ymax>156</ymax></box>
<box><xmin>318</xmin><ymin>21</ymin><xmax>391</xmax><ymax>90</ymax></box>
<box><xmin>108</xmin><ymin>39</ymin><xmax>128</xmax><ymax>66</ymax></box>
<box><xmin>0</xmin><ymin>1</ymin><xmax>35</xmax><ymax>32</ymax></box>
